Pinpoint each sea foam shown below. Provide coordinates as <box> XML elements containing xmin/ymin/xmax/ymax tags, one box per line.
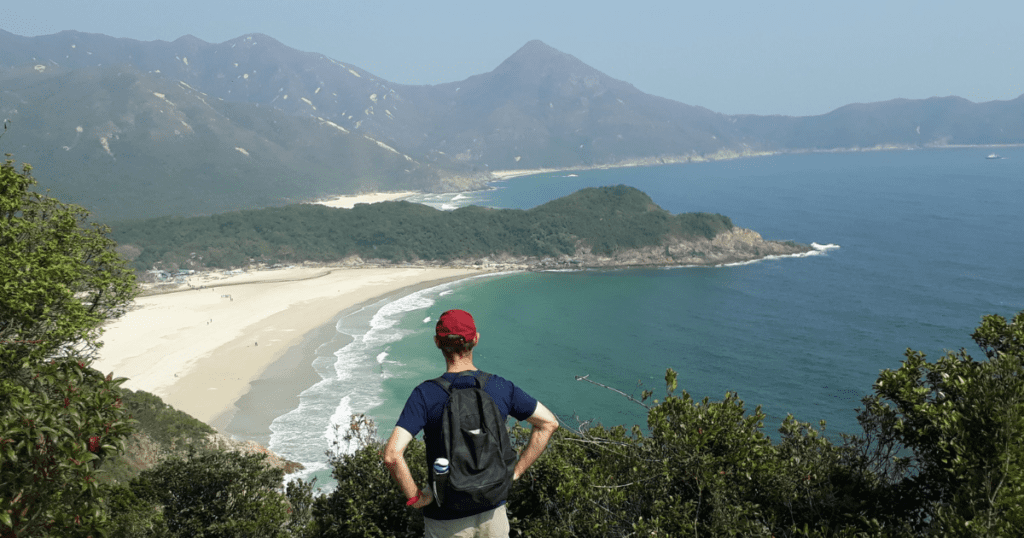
<box><xmin>718</xmin><ymin>242</ymin><xmax>841</xmax><ymax>267</ymax></box>
<box><xmin>267</xmin><ymin>272</ymin><xmax>515</xmax><ymax>486</ymax></box>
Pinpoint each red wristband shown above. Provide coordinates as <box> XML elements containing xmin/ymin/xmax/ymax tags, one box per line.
<box><xmin>406</xmin><ymin>495</ymin><xmax>420</xmax><ymax>506</ymax></box>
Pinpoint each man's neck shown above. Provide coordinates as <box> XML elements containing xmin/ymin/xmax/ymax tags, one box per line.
<box><xmin>445</xmin><ymin>353</ymin><xmax>476</xmax><ymax>374</ymax></box>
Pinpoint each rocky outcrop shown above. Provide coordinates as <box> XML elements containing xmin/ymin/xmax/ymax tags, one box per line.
<box><xmin>116</xmin><ymin>431</ymin><xmax>303</xmax><ymax>476</ymax></box>
<box><xmin>207</xmin><ymin>432</ymin><xmax>304</xmax><ymax>474</ymax></box>
<box><xmin>544</xmin><ymin>228</ymin><xmax>812</xmax><ymax>269</ymax></box>
<box><xmin>442</xmin><ymin>228</ymin><xmax>813</xmax><ymax>270</ymax></box>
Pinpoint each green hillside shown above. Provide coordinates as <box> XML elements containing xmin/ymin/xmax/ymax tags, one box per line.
<box><xmin>110</xmin><ymin>186</ymin><xmax>735</xmax><ymax>271</ymax></box>
<box><xmin>0</xmin><ymin>65</ymin><xmax>440</xmax><ymax>221</ymax></box>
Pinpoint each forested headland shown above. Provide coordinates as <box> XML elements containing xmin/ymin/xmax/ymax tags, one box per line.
<box><xmin>109</xmin><ymin>185</ymin><xmax>753</xmax><ymax>273</ymax></box>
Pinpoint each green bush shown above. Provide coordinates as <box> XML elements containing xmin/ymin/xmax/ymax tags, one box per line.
<box><xmin>102</xmin><ymin>483</ymin><xmax>170</xmax><ymax>538</ymax></box>
<box><xmin>120</xmin><ymin>389</ymin><xmax>216</xmax><ymax>446</ymax></box>
<box><xmin>1</xmin><ymin>158</ymin><xmax>137</xmax><ymax>537</ymax></box>
<box><xmin>312</xmin><ymin>415</ymin><xmax>427</xmax><ymax>538</ymax></box>
<box><xmin>129</xmin><ymin>448</ymin><xmax>290</xmax><ymax>538</ymax></box>
<box><xmin>504</xmin><ymin>383</ymin><xmax>877</xmax><ymax>537</ymax></box>
<box><xmin>856</xmin><ymin>312</ymin><xmax>1024</xmax><ymax>535</ymax></box>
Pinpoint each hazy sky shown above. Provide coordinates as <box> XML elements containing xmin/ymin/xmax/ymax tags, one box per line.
<box><xmin>2</xmin><ymin>0</ymin><xmax>1022</xmax><ymax>116</ymax></box>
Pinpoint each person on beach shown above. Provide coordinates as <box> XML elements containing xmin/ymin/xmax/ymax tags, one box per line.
<box><xmin>384</xmin><ymin>309</ymin><xmax>559</xmax><ymax>537</ymax></box>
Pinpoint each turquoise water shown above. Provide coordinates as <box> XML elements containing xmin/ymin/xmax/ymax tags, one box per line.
<box><xmin>273</xmin><ymin>147</ymin><xmax>1024</xmax><ymax>485</ymax></box>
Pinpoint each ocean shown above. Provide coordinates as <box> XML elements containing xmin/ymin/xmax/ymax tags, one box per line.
<box><xmin>270</xmin><ymin>147</ymin><xmax>1024</xmax><ymax>486</ymax></box>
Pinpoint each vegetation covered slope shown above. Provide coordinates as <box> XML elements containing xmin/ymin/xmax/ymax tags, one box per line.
<box><xmin>1</xmin><ymin>158</ymin><xmax>137</xmax><ymax>536</ymax></box>
<box><xmin>109</xmin><ymin>185</ymin><xmax>746</xmax><ymax>272</ymax></box>
<box><xmin>0</xmin><ymin>64</ymin><xmax>440</xmax><ymax>221</ymax></box>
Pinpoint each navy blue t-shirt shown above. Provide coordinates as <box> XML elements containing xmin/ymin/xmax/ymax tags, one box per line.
<box><xmin>396</xmin><ymin>369</ymin><xmax>538</xmax><ymax>520</ymax></box>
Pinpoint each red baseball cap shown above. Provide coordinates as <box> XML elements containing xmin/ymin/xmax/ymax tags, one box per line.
<box><xmin>435</xmin><ymin>309</ymin><xmax>476</xmax><ymax>341</ymax></box>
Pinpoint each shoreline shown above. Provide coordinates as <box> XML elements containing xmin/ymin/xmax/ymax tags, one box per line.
<box><xmin>94</xmin><ymin>266</ymin><xmax>489</xmax><ymax>431</ymax></box>
<box><xmin>97</xmin><ymin>144</ymin><xmax>1004</xmax><ymax>443</ymax></box>
<box><xmin>98</xmin><ymin>231</ymin><xmax>814</xmax><ymax>446</ymax></box>
<box><xmin>294</xmin><ymin>143</ymin><xmax>1020</xmax><ymax>208</ymax></box>
<box><xmin>483</xmin><ymin>143</ymin><xmax>1023</xmax><ymax>187</ymax></box>
<box><xmin>310</xmin><ymin>191</ymin><xmax>419</xmax><ymax>208</ymax></box>
<box><xmin>96</xmin><ymin>233</ymin><xmax>813</xmax><ymax>448</ymax></box>
<box><xmin>212</xmin><ymin>272</ymin><xmax>481</xmax><ymax>447</ymax></box>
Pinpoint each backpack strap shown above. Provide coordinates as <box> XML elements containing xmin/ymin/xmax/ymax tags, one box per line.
<box><xmin>431</xmin><ymin>376</ymin><xmax>452</xmax><ymax>394</ymax></box>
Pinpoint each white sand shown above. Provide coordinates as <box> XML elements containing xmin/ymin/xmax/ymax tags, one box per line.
<box><xmin>312</xmin><ymin>192</ymin><xmax>419</xmax><ymax>209</ymax></box>
<box><xmin>94</xmin><ymin>266</ymin><xmax>483</xmax><ymax>425</ymax></box>
<box><xmin>489</xmin><ymin>169</ymin><xmax>565</xmax><ymax>180</ymax></box>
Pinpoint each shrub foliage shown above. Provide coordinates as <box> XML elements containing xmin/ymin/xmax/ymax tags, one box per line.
<box><xmin>1</xmin><ymin>158</ymin><xmax>137</xmax><ymax>537</ymax></box>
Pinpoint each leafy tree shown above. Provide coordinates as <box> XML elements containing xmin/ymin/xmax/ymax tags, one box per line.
<box><xmin>507</xmin><ymin>375</ymin><xmax>877</xmax><ymax>537</ymax></box>
<box><xmin>118</xmin><ymin>389</ymin><xmax>215</xmax><ymax>447</ymax></box>
<box><xmin>95</xmin><ymin>389</ymin><xmax>218</xmax><ymax>485</ymax></box>
<box><xmin>857</xmin><ymin>312</ymin><xmax>1024</xmax><ymax>535</ymax></box>
<box><xmin>312</xmin><ymin>415</ymin><xmax>427</xmax><ymax>538</ymax></box>
<box><xmin>1</xmin><ymin>158</ymin><xmax>137</xmax><ymax>537</ymax></box>
<box><xmin>102</xmin><ymin>483</ymin><xmax>169</xmax><ymax>538</ymax></box>
<box><xmin>282</xmin><ymin>478</ymin><xmax>317</xmax><ymax>538</ymax></box>
<box><xmin>130</xmin><ymin>448</ymin><xmax>290</xmax><ymax>538</ymax></box>
<box><xmin>312</xmin><ymin>378</ymin><xmax>874</xmax><ymax>537</ymax></box>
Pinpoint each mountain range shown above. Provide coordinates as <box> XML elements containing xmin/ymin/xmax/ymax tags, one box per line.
<box><xmin>2</xmin><ymin>29</ymin><xmax>1022</xmax><ymax>220</ymax></box>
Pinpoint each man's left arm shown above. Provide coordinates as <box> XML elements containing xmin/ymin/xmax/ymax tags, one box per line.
<box><xmin>383</xmin><ymin>426</ymin><xmax>432</xmax><ymax>509</ymax></box>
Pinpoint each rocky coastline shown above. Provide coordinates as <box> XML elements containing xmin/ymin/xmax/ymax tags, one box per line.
<box><xmin>444</xmin><ymin>227</ymin><xmax>814</xmax><ymax>271</ymax></box>
<box><xmin>295</xmin><ymin>228</ymin><xmax>814</xmax><ymax>273</ymax></box>
<box><xmin>138</xmin><ymin>228</ymin><xmax>814</xmax><ymax>296</ymax></box>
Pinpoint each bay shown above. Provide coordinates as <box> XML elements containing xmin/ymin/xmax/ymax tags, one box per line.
<box><xmin>274</xmin><ymin>147</ymin><xmax>1024</xmax><ymax>485</ymax></box>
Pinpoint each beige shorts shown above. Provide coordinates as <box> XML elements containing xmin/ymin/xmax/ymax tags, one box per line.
<box><xmin>423</xmin><ymin>504</ymin><xmax>509</xmax><ymax>538</ymax></box>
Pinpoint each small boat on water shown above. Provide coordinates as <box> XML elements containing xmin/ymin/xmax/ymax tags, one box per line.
<box><xmin>986</xmin><ymin>153</ymin><xmax>1001</xmax><ymax>159</ymax></box>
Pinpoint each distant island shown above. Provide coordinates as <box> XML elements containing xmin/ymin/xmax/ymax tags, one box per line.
<box><xmin>110</xmin><ymin>186</ymin><xmax>813</xmax><ymax>276</ymax></box>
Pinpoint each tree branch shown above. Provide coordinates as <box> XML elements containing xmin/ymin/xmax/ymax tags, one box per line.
<box><xmin>574</xmin><ymin>374</ymin><xmax>650</xmax><ymax>409</ymax></box>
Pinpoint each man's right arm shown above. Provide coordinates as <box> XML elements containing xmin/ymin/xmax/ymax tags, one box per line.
<box><xmin>513</xmin><ymin>401</ymin><xmax>559</xmax><ymax>480</ymax></box>
<box><xmin>383</xmin><ymin>426</ymin><xmax>432</xmax><ymax>509</ymax></box>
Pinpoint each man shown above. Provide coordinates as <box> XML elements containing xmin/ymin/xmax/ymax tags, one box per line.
<box><xmin>384</xmin><ymin>309</ymin><xmax>559</xmax><ymax>537</ymax></box>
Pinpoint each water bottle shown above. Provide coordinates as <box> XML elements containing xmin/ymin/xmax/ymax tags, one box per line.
<box><xmin>432</xmin><ymin>458</ymin><xmax>450</xmax><ymax>506</ymax></box>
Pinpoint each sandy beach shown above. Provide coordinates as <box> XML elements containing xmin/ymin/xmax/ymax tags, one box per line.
<box><xmin>489</xmin><ymin>168</ymin><xmax>567</xmax><ymax>180</ymax></box>
<box><xmin>311</xmin><ymin>191</ymin><xmax>418</xmax><ymax>208</ymax></box>
<box><xmin>94</xmin><ymin>266</ymin><xmax>485</xmax><ymax>429</ymax></box>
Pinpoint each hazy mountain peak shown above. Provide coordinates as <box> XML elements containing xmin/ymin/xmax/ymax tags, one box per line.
<box><xmin>496</xmin><ymin>39</ymin><xmax>592</xmax><ymax>76</ymax></box>
<box><xmin>2</xmin><ymin>28</ymin><xmax>1023</xmax><ymax>222</ymax></box>
<box><xmin>233</xmin><ymin>32</ymin><xmax>285</xmax><ymax>45</ymax></box>
<box><xmin>517</xmin><ymin>39</ymin><xmax>559</xmax><ymax>55</ymax></box>
<box><xmin>173</xmin><ymin>34</ymin><xmax>204</xmax><ymax>44</ymax></box>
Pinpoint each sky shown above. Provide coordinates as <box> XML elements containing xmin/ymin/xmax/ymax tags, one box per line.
<box><xmin>2</xmin><ymin>0</ymin><xmax>1022</xmax><ymax>117</ymax></box>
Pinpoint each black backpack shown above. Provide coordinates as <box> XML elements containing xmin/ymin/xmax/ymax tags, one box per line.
<box><xmin>428</xmin><ymin>371</ymin><xmax>517</xmax><ymax>511</ymax></box>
